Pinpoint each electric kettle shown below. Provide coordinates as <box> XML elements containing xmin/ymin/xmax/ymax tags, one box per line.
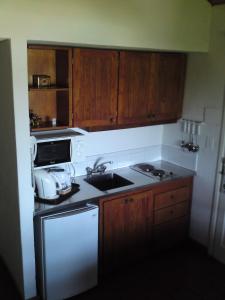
<box><xmin>34</xmin><ymin>169</ymin><xmax>59</xmax><ymax>200</ymax></box>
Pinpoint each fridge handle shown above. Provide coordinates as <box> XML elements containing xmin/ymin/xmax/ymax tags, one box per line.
<box><xmin>41</xmin><ymin>204</ymin><xmax>98</xmax><ymax>221</ymax></box>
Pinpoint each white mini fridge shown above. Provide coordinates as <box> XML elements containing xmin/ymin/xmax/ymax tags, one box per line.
<box><xmin>34</xmin><ymin>204</ymin><xmax>99</xmax><ymax>300</ymax></box>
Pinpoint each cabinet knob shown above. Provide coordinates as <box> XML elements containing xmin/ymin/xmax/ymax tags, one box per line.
<box><xmin>170</xmin><ymin>210</ymin><xmax>174</xmax><ymax>214</ymax></box>
<box><xmin>129</xmin><ymin>198</ymin><xmax>133</xmax><ymax>203</ymax></box>
<box><xmin>109</xmin><ymin>117</ymin><xmax>115</xmax><ymax>123</ymax></box>
<box><xmin>124</xmin><ymin>199</ymin><xmax>129</xmax><ymax>204</ymax></box>
<box><xmin>170</xmin><ymin>195</ymin><xmax>174</xmax><ymax>199</ymax></box>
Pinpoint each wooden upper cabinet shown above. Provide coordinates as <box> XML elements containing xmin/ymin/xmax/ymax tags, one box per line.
<box><xmin>118</xmin><ymin>51</ymin><xmax>158</xmax><ymax>125</ymax></box>
<box><xmin>118</xmin><ymin>51</ymin><xmax>186</xmax><ymax>126</ymax></box>
<box><xmin>27</xmin><ymin>46</ymin><xmax>186</xmax><ymax>132</ymax></box>
<box><xmin>155</xmin><ymin>53</ymin><xmax>186</xmax><ymax>122</ymax></box>
<box><xmin>73</xmin><ymin>48</ymin><xmax>118</xmax><ymax>128</ymax></box>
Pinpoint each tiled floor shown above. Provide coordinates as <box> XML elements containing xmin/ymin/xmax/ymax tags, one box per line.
<box><xmin>1</xmin><ymin>241</ymin><xmax>225</xmax><ymax>300</ymax></box>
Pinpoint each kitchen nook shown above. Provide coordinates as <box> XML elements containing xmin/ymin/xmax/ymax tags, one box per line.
<box><xmin>0</xmin><ymin>1</ymin><xmax>225</xmax><ymax>300</ymax></box>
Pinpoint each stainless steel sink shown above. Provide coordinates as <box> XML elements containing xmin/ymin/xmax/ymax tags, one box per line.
<box><xmin>84</xmin><ymin>173</ymin><xmax>134</xmax><ymax>191</ymax></box>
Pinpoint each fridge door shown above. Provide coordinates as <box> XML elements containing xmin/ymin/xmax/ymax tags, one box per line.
<box><xmin>39</xmin><ymin>205</ymin><xmax>98</xmax><ymax>300</ymax></box>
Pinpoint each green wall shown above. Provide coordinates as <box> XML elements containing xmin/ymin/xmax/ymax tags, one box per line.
<box><xmin>0</xmin><ymin>0</ymin><xmax>211</xmax><ymax>52</ymax></box>
<box><xmin>0</xmin><ymin>1</ymin><xmax>213</xmax><ymax>299</ymax></box>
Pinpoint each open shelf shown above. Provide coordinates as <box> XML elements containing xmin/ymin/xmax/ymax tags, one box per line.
<box><xmin>31</xmin><ymin>125</ymin><xmax>68</xmax><ymax>132</ymax></box>
<box><xmin>29</xmin><ymin>87</ymin><xmax>69</xmax><ymax>92</ymax></box>
<box><xmin>27</xmin><ymin>45</ymin><xmax>72</xmax><ymax>131</ymax></box>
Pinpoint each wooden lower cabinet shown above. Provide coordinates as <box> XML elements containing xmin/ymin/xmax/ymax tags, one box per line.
<box><xmin>153</xmin><ymin>216</ymin><xmax>188</xmax><ymax>249</ymax></box>
<box><xmin>99</xmin><ymin>177</ymin><xmax>193</xmax><ymax>275</ymax></box>
<box><xmin>99</xmin><ymin>190</ymin><xmax>153</xmax><ymax>274</ymax></box>
<box><xmin>152</xmin><ymin>177</ymin><xmax>193</xmax><ymax>250</ymax></box>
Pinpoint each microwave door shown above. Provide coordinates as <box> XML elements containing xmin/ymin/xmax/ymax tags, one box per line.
<box><xmin>34</xmin><ymin>140</ymin><xmax>71</xmax><ymax>167</ymax></box>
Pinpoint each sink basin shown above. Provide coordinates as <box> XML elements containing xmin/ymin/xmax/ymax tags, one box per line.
<box><xmin>84</xmin><ymin>173</ymin><xmax>134</xmax><ymax>191</ymax></box>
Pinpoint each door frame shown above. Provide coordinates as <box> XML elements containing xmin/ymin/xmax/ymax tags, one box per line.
<box><xmin>209</xmin><ymin>86</ymin><xmax>225</xmax><ymax>255</ymax></box>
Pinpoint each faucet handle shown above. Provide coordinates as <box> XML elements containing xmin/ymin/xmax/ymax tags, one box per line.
<box><xmin>86</xmin><ymin>167</ymin><xmax>93</xmax><ymax>176</ymax></box>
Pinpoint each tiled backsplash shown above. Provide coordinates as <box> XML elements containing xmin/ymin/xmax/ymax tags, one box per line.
<box><xmin>74</xmin><ymin>145</ymin><xmax>161</xmax><ymax>176</ymax></box>
<box><xmin>73</xmin><ymin>144</ymin><xmax>197</xmax><ymax>177</ymax></box>
<box><xmin>161</xmin><ymin>144</ymin><xmax>198</xmax><ymax>171</ymax></box>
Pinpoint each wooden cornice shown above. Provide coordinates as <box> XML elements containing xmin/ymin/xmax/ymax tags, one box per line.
<box><xmin>208</xmin><ymin>0</ymin><xmax>225</xmax><ymax>5</ymax></box>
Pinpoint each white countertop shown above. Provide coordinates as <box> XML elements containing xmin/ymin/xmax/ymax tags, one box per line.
<box><xmin>34</xmin><ymin>160</ymin><xmax>195</xmax><ymax>216</ymax></box>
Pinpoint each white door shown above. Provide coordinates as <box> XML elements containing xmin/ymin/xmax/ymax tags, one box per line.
<box><xmin>210</xmin><ymin>101</ymin><xmax>225</xmax><ymax>263</ymax></box>
<box><xmin>211</xmin><ymin>160</ymin><xmax>225</xmax><ymax>263</ymax></box>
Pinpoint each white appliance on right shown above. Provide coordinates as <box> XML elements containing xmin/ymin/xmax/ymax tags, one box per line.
<box><xmin>34</xmin><ymin>204</ymin><xmax>98</xmax><ymax>300</ymax></box>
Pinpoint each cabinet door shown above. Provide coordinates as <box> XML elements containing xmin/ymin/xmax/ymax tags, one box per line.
<box><xmin>118</xmin><ymin>51</ymin><xmax>157</xmax><ymax>125</ymax></box>
<box><xmin>73</xmin><ymin>49</ymin><xmax>118</xmax><ymax>128</ymax></box>
<box><xmin>100</xmin><ymin>191</ymin><xmax>153</xmax><ymax>273</ymax></box>
<box><xmin>155</xmin><ymin>53</ymin><xmax>186</xmax><ymax>122</ymax></box>
<box><xmin>101</xmin><ymin>196</ymin><xmax>126</xmax><ymax>273</ymax></box>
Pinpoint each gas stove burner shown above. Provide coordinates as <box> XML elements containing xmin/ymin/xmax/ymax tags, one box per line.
<box><xmin>151</xmin><ymin>169</ymin><xmax>165</xmax><ymax>178</ymax></box>
<box><xmin>136</xmin><ymin>163</ymin><xmax>155</xmax><ymax>173</ymax></box>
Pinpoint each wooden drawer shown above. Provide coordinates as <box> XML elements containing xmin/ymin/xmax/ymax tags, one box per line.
<box><xmin>154</xmin><ymin>201</ymin><xmax>189</xmax><ymax>225</ymax></box>
<box><xmin>154</xmin><ymin>186</ymin><xmax>189</xmax><ymax>210</ymax></box>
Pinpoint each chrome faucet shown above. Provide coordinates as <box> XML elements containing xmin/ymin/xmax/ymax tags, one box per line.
<box><xmin>86</xmin><ymin>158</ymin><xmax>113</xmax><ymax>177</ymax></box>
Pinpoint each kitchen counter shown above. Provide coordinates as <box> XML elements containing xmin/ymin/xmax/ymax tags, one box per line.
<box><xmin>34</xmin><ymin>160</ymin><xmax>195</xmax><ymax>216</ymax></box>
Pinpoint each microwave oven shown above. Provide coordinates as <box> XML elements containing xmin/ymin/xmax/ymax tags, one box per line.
<box><xmin>30</xmin><ymin>130</ymin><xmax>81</xmax><ymax>168</ymax></box>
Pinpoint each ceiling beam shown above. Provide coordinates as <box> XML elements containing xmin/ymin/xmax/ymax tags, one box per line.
<box><xmin>208</xmin><ymin>0</ymin><xmax>225</xmax><ymax>5</ymax></box>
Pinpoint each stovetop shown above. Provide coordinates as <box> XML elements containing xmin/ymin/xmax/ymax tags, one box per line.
<box><xmin>130</xmin><ymin>163</ymin><xmax>178</xmax><ymax>181</ymax></box>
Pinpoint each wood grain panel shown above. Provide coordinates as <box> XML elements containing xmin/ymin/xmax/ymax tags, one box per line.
<box><xmin>29</xmin><ymin>90</ymin><xmax>56</xmax><ymax>121</ymax></box>
<box><xmin>28</xmin><ymin>46</ymin><xmax>73</xmax><ymax>130</ymax></box>
<box><xmin>118</xmin><ymin>51</ymin><xmax>157</xmax><ymax>125</ymax></box>
<box><xmin>154</xmin><ymin>201</ymin><xmax>189</xmax><ymax>225</ymax></box>
<box><xmin>73</xmin><ymin>48</ymin><xmax>118</xmax><ymax>127</ymax></box>
<box><xmin>154</xmin><ymin>186</ymin><xmax>190</xmax><ymax>210</ymax></box>
<box><xmin>28</xmin><ymin>48</ymin><xmax>56</xmax><ymax>86</ymax></box>
<box><xmin>56</xmin><ymin>50</ymin><xmax>69</xmax><ymax>87</ymax></box>
<box><xmin>124</xmin><ymin>192</ymin><xmax>150</xmax><ymax>249</ymax></box>
<box><xmin>56</xmin><ymin>91</ymin><xmax>69</xmax><ymax>126</ymax></box>
<box><xmin>156</xmin><ymin>53</ymin><xmax>186</xmax><ymax>121</ymax></box>
<box><xmin>100</xmin><ymin>190</ymin><xmax>153</xmax><ymax>273</ymax></box>
<box><xmin>102</xmin><ymin>196</ymin><xmax>127</xmax><ymax>272</ymax></box>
